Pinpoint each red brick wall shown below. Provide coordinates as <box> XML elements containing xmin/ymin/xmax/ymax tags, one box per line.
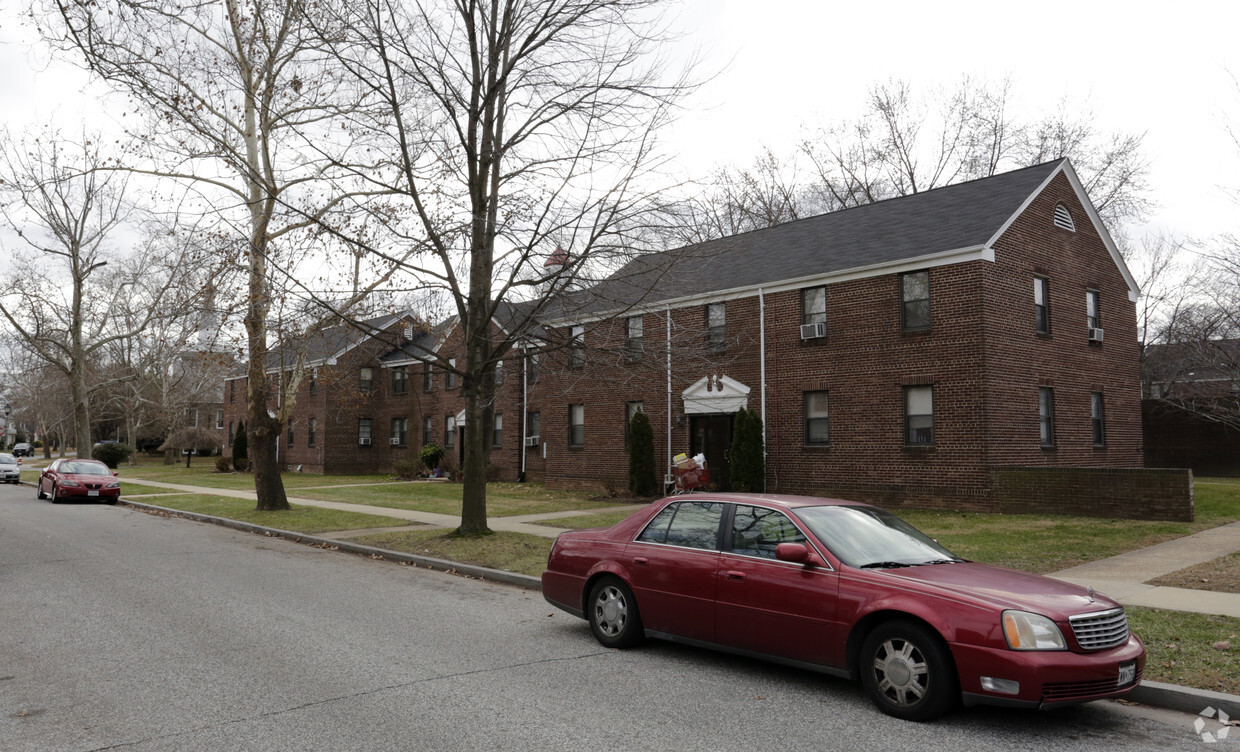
<box><xmin>981</xmin><ymin>172</ymin><xmax>1144</xmax><ymax>470</ymax></box>
<box><xmin>993</xmin><ymin>466</ymin><xmax>1193</xmax><ymax>521</ymax></box>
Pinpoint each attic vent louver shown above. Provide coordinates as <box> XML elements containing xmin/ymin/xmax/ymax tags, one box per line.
<box><xmin>1053</xmin><ymin>204</ymin><xmax>1076</xmax><ymax>232</ymax></box>
<box><xmin>404</xmin><ymin>325</ymin><xmax>413</xmax><ymax>340</ymax></box>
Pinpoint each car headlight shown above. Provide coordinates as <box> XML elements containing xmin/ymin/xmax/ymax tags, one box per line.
<box><xmin>59</xmin><ymin>479</ymin><xmax>81</xmax><ymax>487</ymax></box>
<box><xmin>1002</xmin><ymin>610</ymin><xmax>1067</xmax><ymax>650</ymax></box>
<box><xmin>106</xmin><ymin>481</ymin><xmax>120</xmax><ymax>489</ymax></box>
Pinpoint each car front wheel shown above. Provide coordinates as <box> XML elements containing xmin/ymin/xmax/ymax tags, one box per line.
<box><xmin>49</xmin><ymin>483</ymin><xmax>60</xmax><ymax>504</ymax></box>
<box><xmin>36</xmin><ymin>480</ymin><xmax>46</xmax><ymax>500</ymax></box>
<box><xmin>587</xmin><ymin>577</ymin><xmax>644</xmax><ymax>649</ymax></box>
<box><xmin>859</xmin><ymin>620</ymin><xmax>957</xmax><ymax>722</ymax></box>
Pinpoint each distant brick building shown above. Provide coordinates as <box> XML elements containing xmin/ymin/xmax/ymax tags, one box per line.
<box><xmin>223</xmin><ymin>160</ymin><xmax>1191</xmax><ymax>518</ymax></box>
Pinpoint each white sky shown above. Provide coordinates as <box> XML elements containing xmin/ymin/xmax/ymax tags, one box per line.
<box><xmin>2</xmin><ymin>1</ymin><xmax>1238</xmax><ymax>245</ymax></box>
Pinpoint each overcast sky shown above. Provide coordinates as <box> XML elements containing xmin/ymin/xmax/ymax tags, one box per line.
<box><xmin>2</xmin><ymin>1</ymin><xmax>1238</xmax><ymax>245</ymax></box>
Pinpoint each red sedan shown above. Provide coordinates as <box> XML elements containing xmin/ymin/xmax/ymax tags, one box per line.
<box><xmin>542</xmin><ymin>493</ymin><xmax>1144</xmax><ymax>721</ymax></box>
<box><xmin>37</xmin><ymin>459</ymin><xmax>121</xmax><ymax>504</ymax></box>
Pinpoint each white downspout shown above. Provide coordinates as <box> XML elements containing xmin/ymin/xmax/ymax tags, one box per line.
<box><xmin>666</xmin><ymin>306</ymin><xmax>673</xmax><ymax>488</ymax></box>
<box><xmin>759</xmin><ymin>288</ymin><xmax>768</xmax><ymax>479</ymax></box>
<box><xmin>520</xmin><ymin>345</ymin><xmax>528</xmax><ymax>482</ymax></box>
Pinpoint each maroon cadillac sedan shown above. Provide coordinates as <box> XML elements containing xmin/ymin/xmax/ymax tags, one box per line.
<box><xmin>542</xmin><ymin>493</ymin><xmax>1144</xmax><ymax>721</ymax></box>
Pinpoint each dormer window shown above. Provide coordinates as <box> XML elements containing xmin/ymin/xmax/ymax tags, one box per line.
<box><xmin>1053</xmin><ymin>204</ymin><xmax>1076</xmax><ymax>232</ymax></box>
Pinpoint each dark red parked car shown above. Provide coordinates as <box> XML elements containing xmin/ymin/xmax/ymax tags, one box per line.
<box><xmin>542</xmin><ymin>493</ymin><xmax>1144</xmax><ymax>721</ymax></box>
<box><xmin>37</xmin><ymin>459</ymin><xmax>121</xmax><ymax>504</ymax></box>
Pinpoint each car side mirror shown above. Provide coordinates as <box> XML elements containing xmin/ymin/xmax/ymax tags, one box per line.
<box><xmin>113</xmin><ymin>471</ymin><xmax>119</xmax><ymax>477</ymax></box>
<box><xmin>776</xmin><ymin>542</ymin><xmax>818</xmax><ymax>565</ymax></box>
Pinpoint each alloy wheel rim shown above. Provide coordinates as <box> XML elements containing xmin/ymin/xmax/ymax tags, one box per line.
<box><xmin>872</xmin><ymin>637</ymin><xmax>928</xmax><ymax>707</ymax></box>
<box><xmin>594</xmin><ymin>586</ymin><xmax>627</xmax><ymax>637</ymax></box>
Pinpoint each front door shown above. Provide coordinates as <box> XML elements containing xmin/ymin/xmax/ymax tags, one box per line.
<box><xmin>690</xmin><ymin>414</ymin><xmax>732</xmax><ymax>491</ymax></box>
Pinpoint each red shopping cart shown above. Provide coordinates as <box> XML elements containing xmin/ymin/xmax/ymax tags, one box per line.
<box><xmin>671</xmin><ymin>464</ymin><xmax>710</xmax><ymax>494</ymax></box>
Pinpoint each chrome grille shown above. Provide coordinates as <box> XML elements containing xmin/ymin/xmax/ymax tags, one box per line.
<box><xmin>1069</xmin><ymin>608</ymin><xmax>1129</xmax><ymax>650</ymax></box>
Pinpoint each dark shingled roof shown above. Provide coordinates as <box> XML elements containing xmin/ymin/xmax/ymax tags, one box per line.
<box><xmin>545</xmin><ymin>160</ymin><xmax>1065</xmax><ymax>319</ymax></box>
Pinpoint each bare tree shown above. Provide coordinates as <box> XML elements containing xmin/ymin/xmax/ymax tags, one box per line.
<box><xmin>0</xmin><ymin>128</ymin><xmax>200</xmax><ymax>452</ymax></box>
<box><xmin>682</xmin><ymin>77</ymin><xmax>1153</xmax><ymax>242</ymax></box>
<box><xmin>41</xmin><ymin>0</ymin><xmax>436</xmax><ymax>509</ymax></box>
<box><xmin>316</xmin><ymin>0</ymin><xmax>692</xmax><ymax>535</ymax></box>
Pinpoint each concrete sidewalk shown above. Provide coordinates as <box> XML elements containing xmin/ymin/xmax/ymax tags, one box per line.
<box><xmin>1050</xmin><ymin>520</ymin><xmax>1240</xmax><ymax>618</ymax></box>
<box><xmin>118</xmin><ymin>476</ymin><xmax>644</xmax><ymax>538</ymax></box>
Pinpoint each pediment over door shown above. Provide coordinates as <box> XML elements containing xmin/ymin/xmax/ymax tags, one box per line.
<box><xmin>682</xmin><ymin>374</ymin><xmax>750</xmax><ymax>415</ymax></box>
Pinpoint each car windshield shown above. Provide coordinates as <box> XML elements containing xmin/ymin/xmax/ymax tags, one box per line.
<box><xmin>793</xmin><ymin>505</ymin><xmax>960</xmax><ymax>569</ymax></box>
<box><xmin>61</xmin><ymin>462</ymin><xmax>111</xmax><ymax>476</ymax></box>
<box><xmin>0</xmin><ymin>454</ymin><xmax>14</xmax><ymax>464</ymax></box>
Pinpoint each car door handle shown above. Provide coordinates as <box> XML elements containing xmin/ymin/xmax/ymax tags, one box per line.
<box><xmin>724</xmin><ymin>570</ymin><xmax>745</xmax><ymax>581</ymax></box>
<box><xmin>633</xmin><ymin>557</ymin><xmax>648</xmax><ymax>566</ymax></box>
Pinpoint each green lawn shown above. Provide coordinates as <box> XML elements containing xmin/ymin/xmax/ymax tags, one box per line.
<box><xmin>119</xmin><ymin>461</ymin><xmax>392</xmax><ymax>490</ymax></box>
<box><xmin>348</xmin><ymin>529</ymin><xmax>554</xmax><ymax>577</ymax></box>
<box><xmin>127</xmin><ymin>494</ymin><xmax>413</xmax><ymax>534</ymax></box>
<box><xmin>293</xmin><ymin>481</ymin><xmax>616</xmax><ymax>518</ymax></box>
<box><xmin>1127</xmin><ymin>607</ymin><xmax>1240</xmax><ymax>695</ymax></box>
<box><xmin>893</xmin><ymin>476</ymin><xmax>1240</xmax><ymax>575</ymax></box>
<box><xmin>534</xmin><ymin>510</ymin><xmax>637</xmax><ymax>529</ymax></box>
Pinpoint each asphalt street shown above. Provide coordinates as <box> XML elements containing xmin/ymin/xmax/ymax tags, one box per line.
<box><xmin>0</xmin><ymin>483</ymin><xmax>1225</xmax><ymax>751</ymax></box>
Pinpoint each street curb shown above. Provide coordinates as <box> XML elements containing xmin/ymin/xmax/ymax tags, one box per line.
<box><xmin>1127</xmin><ymin>680</ymin><xmax>1240</xmax><ymax>718</ymax></box>
<box><xmin>117</xmin><ymin>498</ymin><xmax>544</xmax><ymax>591</ymax></box>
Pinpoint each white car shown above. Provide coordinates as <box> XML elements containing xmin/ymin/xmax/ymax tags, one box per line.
<box><xmin>0</xmin><ymin>453</ymin><xmax>21</xmax><ymax>483</ymax></box>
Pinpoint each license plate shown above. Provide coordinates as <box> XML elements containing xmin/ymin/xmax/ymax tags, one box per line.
<box><xmin>87</xmin><ymin>490</ymin><xmax>99</xmax><ymax>497</ymax></box>
<box><xmin>1117</xmin><ymin>660</ymin><xmax>1137</xmax><ymax>687</ymax></box>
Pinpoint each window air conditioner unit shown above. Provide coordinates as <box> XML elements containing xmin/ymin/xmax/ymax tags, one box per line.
<box><xmin>359</xmin><ymin>437</ymin><xmax>372</xmax><ymax>446</ymax></box>
<box><xmin>389</xmin><ymin>437</ymin><xmax>401</xmax><ymax>445</ymax></box>
<box><xmin>800</xmin><ymin>322</ymin><xmax>826</xmax><ymax>340</ymax></box>
<box><xmin>1088</xmin><ymin>327</ymin><xmax>1105</xmax><ymax>342</ymax></box>
<box><xmin>524</xmin><ymin>436</ymin><xmax>539</xmax><ymax>447</ymax></box>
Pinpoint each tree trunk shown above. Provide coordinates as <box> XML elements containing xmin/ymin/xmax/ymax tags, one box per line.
<box><xmin>250</xmin><ymin>421</ymin><xmax>286</xmax><ymax>510</ymax></box>
<box><xmin>163</xmin><ymin>448</ymin><xmax>177</xmax><ymax>465</ymax></box>
<box><xmin>457</xmin><ymin>379</ymin><xmax>492</xmax><ymax>537</ymax></box>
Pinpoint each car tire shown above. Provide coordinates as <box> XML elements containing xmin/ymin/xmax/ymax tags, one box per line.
<box><xmin>859</xmin><ymin>619</ymin><xmax>958</xmax><ymax>722</ymax></box>
<box><xmin>587</xmin><ymin>577</ymin><xmax>644</xmax><ymax>649</ymax></box>
<box><xmin>50</xmin><ymin>483</ymin><xmax>61</xmax><ymax>504</ymax></box>
<box><xmin>36</xmin><ymin>481</ymin><xmax>46</xmax><ymax>500</ymax></box>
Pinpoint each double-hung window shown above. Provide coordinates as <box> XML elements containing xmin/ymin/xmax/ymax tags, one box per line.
<box><xmin>1091</xmin><ymin>392</ymin><xmax>1106</xmax><ymax>447</ymax></box>
<box><xmin>570</xmin><ymin>326</ymin><xmax>585</xmax><ymax>369</ymax></box>
<box><xmin>445</xmin><ymin>416</ymin><xmax>456</xmax><ymax>448</ymax></box>
<box><xmin>804</xmin><ymin>391</ymin><xmax>830</xmax><ymax>445</ymax></box>
<box><xmin>359</xmin><ymin>367</ymin><xmax>374</xmax><ymax>394</ymax></box>
<box><xmin>391</xmin><ymin>366</ymin><xmax>408</xmax><ymax>395</ymax></box>
<box><xmin>569</xmin><ymin>404</ymin><xmax>585</xmax><ymax>446</ymax></box>
<box><xmin>1039</xmin><ymin>387</ymin><xmax>1056</xmax><ymax>447</ymax></box>
<box><xmin>308</xmin><ymin>418</ymin><xmax>317</xmax><ymax>447</ymax></box>
<box><xmin>904</xmin><ymin>386</ymin><xmax>934</xmax><ymax>445</ymax></box>
<box><xmin>1034</xmin><ymin>277</ymin><xmax>1051</xmax><ymax>334</ymax></box>
<box><xmin>706</xmin><ymin>303</ymin><xmax>726</xmax><ymax>350</ymax></box>
<box><xmin>626</xmin><ymin>317</ymin><xmax>643</xmax><ymax>355</ymax></box>
<box><xmin>493</xmin><ymin>415</ymin><xmax>503</xmax><ymax>448</ymax></box>
<box><xmin>901</xmin><ymin>271</ymin><xmax>931</xmax><ymax>331</ymax></box>
<box><xmin>391</xmin><ymin>417</ymin><xmax>407</xmax><ymax>447</ymax></box>
<box><xmin>1086</xmin><ymin>290</ymin><xmax>1101</xmax><ymax>330</ymax></box>
<box><xmin>358</xmin><ymin>418</ymin><xmax>373</xmax><ymax>446</ymax></box>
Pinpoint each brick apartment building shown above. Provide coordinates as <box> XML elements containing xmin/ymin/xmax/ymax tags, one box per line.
<box><xmin>222</xmin><ymin>159</ymin><xmax>1192</xmax><ymax>518</ymax></box>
